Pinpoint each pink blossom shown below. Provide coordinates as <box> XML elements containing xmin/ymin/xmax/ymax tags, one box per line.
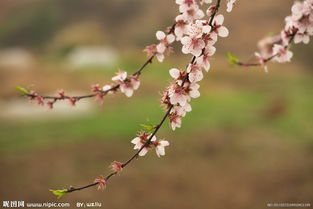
<box><xmin>287</xmin><ymin>10</ymin><xmax>313</xmax><ymax>34</ymax></box>
<box><xmin>211</xmin><ymin>14</ymin><xmax>229</xmax><ymax>38</ymax></box>
<box><xmin>181</xmin><ymin>36</ymin><xmax>205</xmax><ymax>56</ymax></box>
<box><xmin>291</xmin><ymin>1</ymin><xmax>311</xmax><ymax>20</ymax></box>
<box><xmin>185</xmin><ymin>82</ymin><xmax>200</xmax><ymax>99</ymax></box>
<box><xmin>155</xmin><ymin>31</ymin><xmax>175</xmax><ymax>62</ymax></box>
<box><xmin>196</xmin><ymin>45</ymin><xmax>216</xmax><ymax>71</ymax></box>
<box><xmin>131</xmin><ymin>133</ymin><xmax>169</xmax><ymax>157</ymax></box>
<box><xmin>102</xmin><ymin>85</ymin><xmax>113</xmax><ymax>94</ymax></box>
<box><xmin>169</xmin><ymin>68</ymin><xmax>186</xmax><ymax>85</ymax></box>
<box><xmin>169</xmin><ymin>113</ymin><xmax>182</xmax><ymax>130</ymax></box>
<box><xmin>171</xmin><ymin>103</ymin><xmax>192</xmax><ymax>117</ymax></box>
<box><xmin>112</xmin><ymin>71</ymin><xmax>127</xmax><ymax>82</ymax></box>
<box><xmin>272</xmin><ymin>44</ymin><xmax>293</xmax><ymax>63</ymax></box>
<box><xmin>131</xmin><ymin>133</ymin><xmax>156</xmax><ymax>156</ymax></box>
<box><xmin>186</xmin><ymin>20</ymin><xmax>211</xmax><ymax>38</ymax></box>
<box><xmin>119</xmin><ymin>76</ymin><xmax>140</xmax><ymax>98</ymax></box>
<box><xmin>284</xmin><ymin>16</ymin><xmax>295</xmax><ymax>32</ymax></box>
<box><xmin>294</xmin><ymin>32</ymin><xmax>310</xmax><ymax>44</ymax></box>
<box><xmin>180</xmin><ymin>20</ymin><xmax>211</xmax><ymax>56</ymax></box>
<box><xmin>203</xmin><ymin>33</ymin><xmax>218</xmax><ymax>46</ymax></box>
<box><xmin>175</xmin><ymin>15</ymin><xmax>189</xmax><ymax>40</ymax></box>
<box><xmin>144</xmin><ymin>44</ymin><xmax>169</xmax><ymax>63</ymax></box>
<box><xmin>187</xmin><ymin>64</ymin><xmax>203</xmax><ymax>83</ymax></box>
<box><xmin>179</xmin><ymin>4</ymin><xmax>204</xmax><ymax>22</ymax></box>
<box><xmin>156</xmin><ymin>52</ymin><xmax>165</xmax><ymax>62</ymax></box>
<box><xmin>196</xmin><ymin>55</ymin><xmax>210</xmax><ymax>72</ymax></box>
<box><xmin>206</xmin><ymin>5</ymin><xmax>216</xmax><ymax>17</ymax></box>
<box><xmin>112</xmin><ymin>71</ymin><xmax>140</xmax><ymax>97</ymax></box>
<box><xmin>156</xmin><ymin>31</ymin><xmax>175</xmax><ymax>52</ymax></box>
<box><xmin>152</xmin><ymin>139</ymin><xmax>170</xmax><ymax>157</ymax></box>
<box><xmin>168</xmin><ymin>84</ymin><xmax>189</xmax><ymax>106</ymax></box>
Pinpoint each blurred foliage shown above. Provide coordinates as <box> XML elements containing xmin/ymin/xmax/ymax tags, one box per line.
<box><xmin>0</xmin><ymin>2</ymin><xmax>60</xmax><ymax>48</ymax></box>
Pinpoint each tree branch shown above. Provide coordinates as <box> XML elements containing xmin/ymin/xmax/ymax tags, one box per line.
<box><xmin>22</xmin><ymin>24</ymin><xmax>177</xmax><ymax>106</ymax></box>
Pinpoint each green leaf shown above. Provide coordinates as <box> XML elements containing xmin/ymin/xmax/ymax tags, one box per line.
<box><xmin>140</xmin><ymin>123</ymin><xmax>155</xmax><ymax>132</ymax></box>
<box><xmin>15</xmin><ymin>86</ymin><xmax>29</xmax><ymax>94</ymax></box>
<box><xmin>49</xmin><ymin>189</ymin><xmax>67</xmax><ymax>199</ymax></box>
<box><xmin>227</xmin><ymin>53</ymin><xmax>239</xmax><ymax>66</ymax></box>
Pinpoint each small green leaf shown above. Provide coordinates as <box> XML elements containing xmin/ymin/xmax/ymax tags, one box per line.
<box><xmin>15</xmin><ymin>86</ymin><xmax>29</xmax><ymax>94</ymax></box>
<box><xmin>49</xmin><ymin>189</ymin><xmax>67</xmax><ymax>199</ymax></box>
<box><xmin>140</xmin><ymin>123</ymin><xmax>155</xmax><ymax>132</ymax></box>
<box><xmin>227</xmin><ymin>53</ymin><xmax>239</xmax><ymax>66</ymax></box>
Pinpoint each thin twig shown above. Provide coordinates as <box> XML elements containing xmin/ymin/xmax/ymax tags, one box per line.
<box><xmin>236</xmin><ymin>30</ymin><xmax>298</xmax><ymax>67</ymax></box>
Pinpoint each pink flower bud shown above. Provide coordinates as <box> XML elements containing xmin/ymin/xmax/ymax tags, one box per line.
<box><xmin>110</xmin><ymin>161</ymin><xmax>123</xmax><ymax>173</ymax></box>
<box><xmin>143</xmin><ymin>44</ymin><xmax>157</xmax><ymax>57</ymax></box>
<box><xmin>36</xmin><ymin>97</ymin><xmax>44</xmax><ymax>106</ymax></box>
<box><xmin>95</xmin><ymin>93</ymin><xmax>104</xmax><ymax>104</ymax></box>
<box><xmin>94</xmin><ymin>176</ymin><xmax>106</xmax><ymax>191</ymax></box>
<box><xmin>91</xmin><ymin>84</ymin><xmax>101</xmax><ymax>92</ymax></box>
<box><xmin>47</xmin><ymin>101</ymin><xmax>54</xmax><ymax>109</ymax></box>
<box><xmin>206</xmin><ymin>5</ymin><xmax>216</xmax><ymax>17</ymax></box>
<box><xmin>68</xmin><ymin>97</ymin><xmax>77</xmax><ymax>106</ymax></box>
<box><xmin>58</xmin><ymin>90</ymin><xmax>65</xmax><ymax>98</ymax></box>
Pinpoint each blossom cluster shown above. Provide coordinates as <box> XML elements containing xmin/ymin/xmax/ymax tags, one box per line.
<box><xmin>255</xmin><ymin>0</ymin><xmax>313</xmax><ymax>70</ymax></box>
<box><xmin>160</xmin><ymin>0</ymin><xmax>232</xmax><ymax>131</ymax></box>
<box><xmin>129</xmin><ymin>0</ymin><xmax>236</xmax><ymax>158</ymax></box>
<box><xmin>144</xmin><ymin>0</ymin><xmax>237</xmax><ymax>62</ymax></box>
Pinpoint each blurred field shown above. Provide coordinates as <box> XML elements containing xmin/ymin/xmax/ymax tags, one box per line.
<box><xmin>0</xmin><ymin>0</ymin><xmax>313</xmax><ymax>208</ymax></box>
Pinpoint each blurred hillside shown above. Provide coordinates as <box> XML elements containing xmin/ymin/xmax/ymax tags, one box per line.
<box><xmin>1</xmin><ymin>0</ymin><xmax>313</xmax><ymax>66</ymax></box>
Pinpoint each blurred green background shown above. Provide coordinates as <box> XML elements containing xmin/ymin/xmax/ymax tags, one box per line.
<box><xmin>0</xmin><ymin>0</ymin><xmax>312</xmax><ymax>208</ymax></box>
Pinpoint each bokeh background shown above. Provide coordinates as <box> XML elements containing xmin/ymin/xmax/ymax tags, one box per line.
<box><xmin>0</xmin><ymin>0</ymin><xmax>313</xmax><ymax>208</ymax></box>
